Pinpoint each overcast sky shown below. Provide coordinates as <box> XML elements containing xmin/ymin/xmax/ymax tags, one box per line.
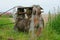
<box><xmin>0</xmin><ymin>0</ymin><xmax>60</xmax><ymax>13</ymax></box>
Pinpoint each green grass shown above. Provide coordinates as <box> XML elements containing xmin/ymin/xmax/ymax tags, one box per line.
<box><xmin>38</xmin><ymin>12</ymin><xmax>60</xmax><ymax>40</ymax></box>
<box><xmin>0</xmin><ymin>18</ymin><xmax>13</xmax><ymax>29</ymax></box>
<box><xmin>0</xmin><ymin>12</ymin><xmax>60</xmax><ymax>40</ymax></box>
<box><xmin>0</xmin><ymin>17</ymin><xmax>30</xmax><ymax>40</ymax></box>
<box><xmin>40</xmin><ymin>13</ymin><xmax>60</xmax><ymax>40</ymax></box>
<box><xmin>51</xmin><ymin>14</ymin><xmax>60</xmax><ymax>34</ymax></box>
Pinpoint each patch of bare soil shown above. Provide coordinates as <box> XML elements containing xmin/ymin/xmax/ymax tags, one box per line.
<box><xmin>9</xmin><ymin>18</ymin><xmax>15</xmax><ymax>22</ymax></box>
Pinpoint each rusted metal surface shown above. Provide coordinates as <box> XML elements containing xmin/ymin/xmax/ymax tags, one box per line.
<box><xmin>14</xmin><ymin>5</ymin><xmax>44</xmax><ymax>37</ymax></box>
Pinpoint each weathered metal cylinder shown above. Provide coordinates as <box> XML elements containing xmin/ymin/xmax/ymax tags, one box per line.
<box><xmin>14</xmin><ymin>5</ymin><xmax>44</xmax><ymax>34</ymax></box>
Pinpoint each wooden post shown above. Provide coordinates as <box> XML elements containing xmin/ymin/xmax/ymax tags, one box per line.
<box><xmin>29</xmin><ymin>12</ymin><xmax>35</xmax><ymax>40</ymax></box>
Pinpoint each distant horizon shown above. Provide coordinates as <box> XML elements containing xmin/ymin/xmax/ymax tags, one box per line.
<box><xmin>0</xmin><ymin>0</ymin><xmax>60</xmax><ymax>14</ymax></box>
